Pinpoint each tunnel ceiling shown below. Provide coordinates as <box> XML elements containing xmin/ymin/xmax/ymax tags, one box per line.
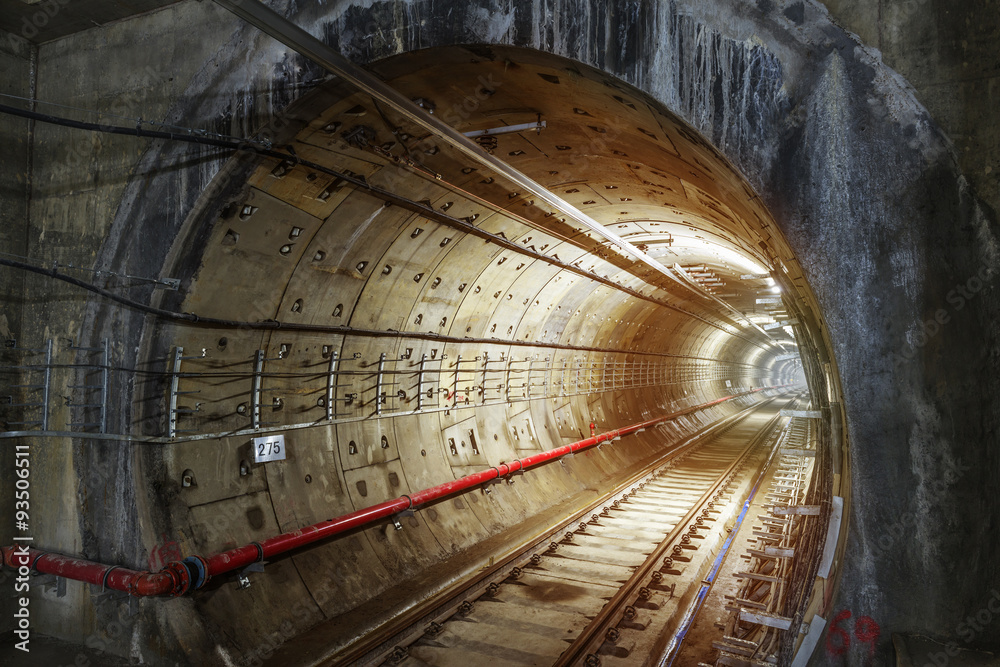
<box><xmin>127</xmin><ymin>47</ymin><xmax>826</xmax><ymax>659</ymax></box>
<box><xmin>161</xmin><ymin>45</ymin><xmax>811</xmax><ymax>395</ymax></box>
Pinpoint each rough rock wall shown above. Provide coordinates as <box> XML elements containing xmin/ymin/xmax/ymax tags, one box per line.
<box><xmin>4</xmin><ymin>0</ymin><xmax>998</xmax><ymax>664</ymax></box>
<box><xmin>822</xmin><ymin>0</ymin><xmax>1000</xmax><ymax>219</ymax></box>
<box><xmin>0</xmin><ymin>36</ymin><xmax>32</xmax><ymax>641</ymax></box>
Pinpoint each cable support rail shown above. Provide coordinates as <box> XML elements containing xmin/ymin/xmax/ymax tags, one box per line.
<box><xmin>2</xmin><ymin>336</ymin><xmax>776</xmax><ymax>442</ymax></box>
<box><xmin>159</xmin><ymin>349</ymin><xmax>772</xmax><ymax>442</ymax></box>
<box><xmin>0</xmin><ymin>107</ymin><xmax>767</xmax><ymax>352</ymax></box>
<box><xmin>0</xmin><ymin>382</ymin><xmax>778</xmax><ymax>444</ymax></box>
<box><xmin>0</xmin><ymin>354</ymin><xmax>772</xmax><ymax>377</ymax></box>
<box><xmin>355</xmin><ymin>127</ymin><xmax>759</xmax><ymax>342</ymax></box>
<box><xmin>0</xmin><ymin>388</ymin><xmax>789</xmax><ymax>599</ymax></box>
<box><xmin>210</xmin><ymin>0</ymin><xmax>777</xmax><ymax>350</ymax></box>
<box><xmin>0</xmin><ymin>255</ymin><xmax>787</xmax><ymax>368</ymax></box>
<box><xmin>0</xmin><ymin>92</ymin><xmax>264</xmax><ymax>146</ymax></box>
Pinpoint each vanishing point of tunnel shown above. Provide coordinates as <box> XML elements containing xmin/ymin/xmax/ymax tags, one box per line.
<box><xmin>1</xmin><ymin>1</ymin><xmax>998</xmax><ymax>666</ymax></box>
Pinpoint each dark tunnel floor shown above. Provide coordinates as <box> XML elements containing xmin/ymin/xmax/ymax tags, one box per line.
<box><xmin>1</xmin><ymin>631</ymin><xmax>135</xmax><ymax>667</ymax></box>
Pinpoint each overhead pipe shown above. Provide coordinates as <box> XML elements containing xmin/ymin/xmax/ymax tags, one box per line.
<box><xmin>210</xmin><ymin>0</ymin><xmax>668</xmax><ymax>273</ymax></box>
<box><xmin>0</xmin><ymin>105</ymin><xmax>764</xmax><ymax>349</ymax></box>
<box><xmin>211</xmin><ymin>0</ymin><xmax>771</xmax><ymax>340</ymax></box>
<box><xmin>2</xmin><ymin>387</ymin><xmax>788</xmax><ymax>597</ymax></box>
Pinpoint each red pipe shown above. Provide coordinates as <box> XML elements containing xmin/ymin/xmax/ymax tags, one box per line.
<box><xmin>2</xmin><ymin>387</ymin><xmax>783</xmax><ymax>597</ymax></box>
<box><xmin>2</xmin><ymin>546</ymin><xmax>192</xmax><ymax>596</ymax></box>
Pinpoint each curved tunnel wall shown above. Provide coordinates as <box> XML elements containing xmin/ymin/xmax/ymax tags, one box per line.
<box><xmin>131</xmin><ymin>45</ymin><xmax>814</xmax><ymax>662</ymax></box>
<box><xmin>3</xmin><ymin>0</ymin><xmax>998</xmax><ymax>665</ymax></box>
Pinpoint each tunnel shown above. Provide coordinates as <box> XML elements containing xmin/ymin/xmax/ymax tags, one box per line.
<box><xmin>0</xmin><ymin>1</ymin><xmax>998</xmax><ymax>666</ymax></box>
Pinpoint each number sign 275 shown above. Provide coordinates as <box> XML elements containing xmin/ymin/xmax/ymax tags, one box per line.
<box><xmin>252</xmin><ymin>434</ymin><xmax>286</xmax><ymax>463</ymax></box>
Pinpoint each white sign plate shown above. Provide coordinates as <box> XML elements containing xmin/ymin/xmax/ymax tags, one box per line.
<box><xmin>780</xmin><ymin>409</ymin><xmax>821</xmax><ymax>418</ymax></box>
<box><xmin>252</xmin><ymin>434</ymin><xmax>286</xmax><ymax>463</ymax></box>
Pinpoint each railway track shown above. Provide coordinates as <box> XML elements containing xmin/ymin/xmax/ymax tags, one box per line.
<box><xmin>344</xmin><ymin>394</ymin><xmax>801</xmax><ymax>667</ymax></box>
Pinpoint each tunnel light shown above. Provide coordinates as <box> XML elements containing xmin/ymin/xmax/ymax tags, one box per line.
<box><xmin>671</xmin><ymin>237</ymin><xmax>767</xmax><ymax>275</ymax></box>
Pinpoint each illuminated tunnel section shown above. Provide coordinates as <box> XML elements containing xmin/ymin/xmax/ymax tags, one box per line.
<box><xmin>134</xmin><ymin>46</ymin><xmax>831</xmax><ymax>660</ymax></box>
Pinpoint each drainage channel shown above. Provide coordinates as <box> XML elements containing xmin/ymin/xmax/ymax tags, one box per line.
<box><xmin>348</xmin><ymin>394</ymin><xmax>800</xmax><ymax>667</ymax></box>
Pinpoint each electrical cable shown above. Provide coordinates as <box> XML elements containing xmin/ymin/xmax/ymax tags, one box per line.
<box><xmin>0</xmin><ymin>102</ymin><xmax>770</xmax><ymax>348</ymax></box>
<box><xmin>0</xmin><ymin>257</ymin><xmax>771</xmax><ymax>364</ymax></box>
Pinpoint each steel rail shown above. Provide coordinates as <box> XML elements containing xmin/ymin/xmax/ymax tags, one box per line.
<box><xmin>0</xmin><ymin>389</ymin><xmax>783</xmax><ymax>598</ymax></box>
<box><xmin>554</xmin><ymin>406</ymin><xmax>787</xmax><ymax>667</ymax></box>
<box><xmin>339</xmin><ymin>396</ymin><xmax>782</xmax><ymax>667</ymax></box>
<box><xmin>656</xmin><ymin>403</ymin><xmax>800</xmax><ymax>666</ymax></box>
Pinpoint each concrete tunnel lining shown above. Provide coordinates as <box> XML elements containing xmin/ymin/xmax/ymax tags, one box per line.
<box><xmin>126</xmin><ymin>43</ymin><xmax>820</xmax><ymax>662</ymax></box>
<box><xmin>1</xmin><ymin>0</ymin><xmax>998</xmax><ymax>664</ymax></box>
